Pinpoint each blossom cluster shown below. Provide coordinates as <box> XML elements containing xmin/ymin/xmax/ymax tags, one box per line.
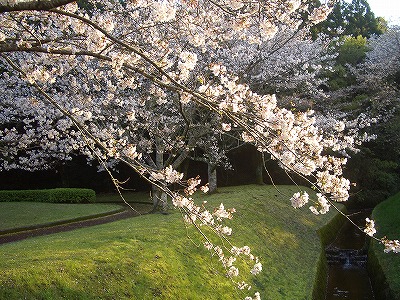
<box><xmin>150</xmin><ymin>165</ymin><xmax>184</xmax><ymax>184</ymax></box>
<box><xmin>382</xmin><ymin>238</ymin><xmax>400</xmax><ymax>254</ymax></box>
<box><xmin>364</xmin><ymin>218</ymin><xmax>377</xmax><ymax>237</ymax></box>
<box><xmin>198</xmin><ymin>66</ymin><xmax>352</xmax><ymax>205</ymax></box>
<box><xmin>290</xmin><ymin>191</ymin><xmax>309</xmax><ymax>209</ymax></box>
<box><xmin>309</xmin><ymin>193</ymin><xmax>330</xmax><ymax>215</ymax></box>
<box><xmin>244</xmin><ymin>292</ymin><xmax>261</xmax><ymax>300</ymax></box>
<box><xmin>208</xmin><ymin>243</ymin><xmax>262</xmax><ymax>283</ymax></box>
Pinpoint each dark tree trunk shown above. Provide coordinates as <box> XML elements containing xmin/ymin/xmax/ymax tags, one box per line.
<box><xmin>208</xmin><ymin>163</ymin><xmax>217</xmax><ymax>194</ymax></box>
<box><xmin>151</xmin><ymin>184</ymin><xmax>168</xmax><ymax>213</ymax></box>
<box><xmin>58</xmin><ymin>164</ymin><xmax>70</xmax><ymax>188</ymax></box>
<box><xmin>255</xmin><ymin>152</ymin><xmax>265</xmax><ymax>185</ymax></box>
<box><xmin>149</xmin><ymin>142</ymin><xmax>169</xmax><ymax>213</ymax></box>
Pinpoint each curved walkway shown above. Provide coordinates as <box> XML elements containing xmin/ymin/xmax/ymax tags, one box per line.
<box><xmin>0</xmin><ymin>208</ymin><xmax>142</xmax><ymax>245</ymax></box>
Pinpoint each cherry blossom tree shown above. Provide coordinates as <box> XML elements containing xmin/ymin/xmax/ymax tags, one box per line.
<box><xmin>314</xmin><ymin>26</ymin><xmax>400</xmax><ymax>155</ymax></box>
<box><xmin>186</xmin><ymin>25</ymin><xmax>339</xmax><ymax>190</ymax></box>
<box><xmin>357</xmin><ymin>26</ymin><xmax>400</xmax><ymax>95</ymax></box>
<box><xmin>1</xmin><ymin>0</ymin><xmax>399</xmax><ymax>297</ymax></box>
<box><xmin>217</xmin><ymin>28</ymin><xmax>334</xmax><ymax>98</ymax></box>
<box><xmin>344</xmin><ymin>26</ymin><xmax>400</xmax><ymax>205</ymax></box>
<box><xmin>189</xmin><ymin>29</ymin><xmax>340</xmax><ymax>190</ymax></box>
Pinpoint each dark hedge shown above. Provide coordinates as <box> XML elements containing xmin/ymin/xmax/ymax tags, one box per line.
<box><xmin>0</xmin><ymin>188</ymin><xmax>96</xmax><ymax>203</ymax></box>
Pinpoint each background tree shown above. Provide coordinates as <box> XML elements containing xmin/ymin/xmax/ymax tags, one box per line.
<box><xmin>346</xmin><ymin>27</ymin><xmax>400</xmax><ymax>206</ymax></box>
<box><xmin>313</xmin><ymin>0</ymin><xmax>385</xmax><ymax>38</ymax></box>
<box><xmin>321</xmin><ymin>34</ymin><xmax>368</xmax><ymax>90</ymax></box>
<box><xmin>343</xmin><ymin>0</ymin><xmax>383</xmax><ymax>37</ymax></box>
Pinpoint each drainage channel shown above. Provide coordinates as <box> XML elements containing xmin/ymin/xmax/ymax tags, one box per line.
<box><xmin>325</xmin><ymin>209</ymin><xmax>375</xmax><ymax>300</ymax></box>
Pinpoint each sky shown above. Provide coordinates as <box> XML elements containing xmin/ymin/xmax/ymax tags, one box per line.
<box><xmin>367</xmin><ymin>0</ymin><xmax>400</xmax><ymax>25</ymax></box>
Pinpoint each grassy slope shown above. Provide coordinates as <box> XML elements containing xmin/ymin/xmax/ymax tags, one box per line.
<box><xmin>370</xmin><ymin>192</ymin><xmax>400</xmax><ymax>299</ymax></box>
<box><xmin>0</xmin><ymin>185</ymin><xmax>341</xmax><ymax>299</ymax></box>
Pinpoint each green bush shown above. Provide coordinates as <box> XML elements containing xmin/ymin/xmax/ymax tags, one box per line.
<box><xmin>346</xmin><ymin>152</ymin><xmax>400</xmax><ymax>208</ymax></box>
<box><xmin>49</xmin><ymin>188</ymin><xmax>96</xmax><ymax>203</ymax></box>
<box><xmin>0</xmin><ymin>188</ymin><xmax>96</xmax><ymax>203</ymax></box>
<box><xmin>0</xmin><ymin>190</ymin><xmax>48</xmax><ymax>202</ymax></box>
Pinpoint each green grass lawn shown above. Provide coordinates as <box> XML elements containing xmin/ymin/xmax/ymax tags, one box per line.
<box><xmin>96</xmin><ymin>191</ymin><xmax>152</xmax><ymax>203</ymax></box>
<box><xmin>0</xmin><ymin>191</ymin><xmax>155</xmax><ymax>232</ymax></box>
<box><xmin>370</xmin><ymin>192</ymin><xmax>400</xmax><ymax>299</ymax></box>
<box><xmin>0</xmin><ymin>202</ymin><xmax>125</xmax><ymax>231</ymax></box>
<box><xmin>0</xmin><ymin>185</ymin><xmax>342</xmax><ymax>299</ymax></box>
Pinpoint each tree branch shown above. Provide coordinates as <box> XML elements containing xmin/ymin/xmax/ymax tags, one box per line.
<box><xmin>0</xmin><ymin>0</ymin><xmax>74</xmax><ymax>13</ymax></box>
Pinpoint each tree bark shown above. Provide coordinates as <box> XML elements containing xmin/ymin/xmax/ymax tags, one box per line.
<box><xmin>208</xmin><ymin>163</ymin><xmax>217</xmax><ymax>194</ymax></box>
<box><xmin>59</xmin><ymin>164</ymin><xmax>70</xmax><ymax>188</ymax></box>
<box><xmin>151</xmin><ymin>184</ymin><xmax>168</xmax><ymax>213</ymax></box>
<box><xmin>0</xmin><ymin>0</ymin><xmax>74</xmax><ymax>13</ymax></box>
<box><xmin>150</xmin><ymin>142</ymin><xmax>168</xmax><ymax>213</ymax></box>
<box><xmin>255</xmin><ymin>152</ymin><xmax>265</xmax><ymax>185</ymax></box>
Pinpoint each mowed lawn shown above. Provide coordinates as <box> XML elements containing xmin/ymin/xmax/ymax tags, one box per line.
<box><xmin>0</xmin><ymin>192</ymin><xmax>154</xmax><ymax>232</ymax></box>
<box><xmin>0</xmin><ymin>185</ymin><xmax>342</xmax><ymax>299</ymax></box>
<box><xmin>0</xmin><ymin>202</ymin><xmax>124</xmax><ymax>231</ymax></box>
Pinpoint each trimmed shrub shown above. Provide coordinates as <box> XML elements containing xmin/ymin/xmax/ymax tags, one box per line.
<box><xmin>0</xmin><ymin>188</ymin><xmax>96</xmax><ymax>203</ymax></box>
<box><xmin>49</xmin><ymin>188</ymin><xmax>96</xmax><ymax>203</ymax></box>
<box><xmin>0</xmin><ymin>190</ymin><xmax>48</xmax><ymax>202</ymax></box>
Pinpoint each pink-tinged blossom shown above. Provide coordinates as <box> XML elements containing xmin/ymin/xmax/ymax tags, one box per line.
<box><xmin>150</xmin><ymin>165</ymin><xmax>184</xmax><ymax>184</ymax></box>
<box><xmin>178</xmin><ymin>51</ymin><xmax>198</xmax><ymax>70</ymax></box>
<box><xmin>151</xmin><ymin>1</ymin><xmax>176</xmax><ymax>23</ymax></box>
<box><xmin>290</xmin><ymin>191</ymin><xmax>309</xmax><ymax>208</ymax></box>
<box><xmin>250</xmin><ymin>262</ymin><xmax>262</xmax><ymax>275</ymax></box>
<box><xmin>204</xmin><ymin>242</ymin><xmax>213</xmax><ymax>251</ymax></box>
<box><xmin>308</xmin><ymin>4</ymin><xmax>333</xmax><ymax>25</ymax></box>
<box><xmin>200</xmin><ymin>184</ymin><xmax>209</xmax><ymax>193</ymax></box>
<box><xmin>259</xmin><ymin>20</ymin><xmax>278</xmax><ymax>40</ymax></box>
<box><xmin>227</xmin><ymin>266</ymin><xmax>239</xmax><ymax>277</ymax></box>
<box><xmin>222</xmin><ymin>123</ymin><xmax>232</xmax><ymax>131</ymax></box>
<box><xmin>364</xmin><ymin>218</ymin><xmax>376</xmax><ymax>237</ymax></box>
<box><xmin>382</xmin><ymin>239</ymin><xmax>400</xmax><ymax>254</ymax></box>
<box><xmin>309</xmin><ymin>193</ymin><xmax>330</xmax><ymax>215</ymax></box>
<box><xmin>244</xmin><ymin>292</ymin><xmax>261</xmax><ymax>300</ymax></box>
<box><xmin>172</xmin><ymin>195</ymin><xmax>190</xmax><ymax>208</ymax></box>
<box><xmin>220</xmin><ymin>225</ymin><xmax>233</xmax><ymax>236</ymax></box>
<box><xmin>237</xmin><ymin>281</ymin><xmax>251</xmax><ymax>290</ymax></box>
<box><xmin>213</xmin><ymin>203</ymin><xmax>234</xmax><ymax>220</ymax></box>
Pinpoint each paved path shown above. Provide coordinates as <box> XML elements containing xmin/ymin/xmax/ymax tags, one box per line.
<box><xmin>0</xmin><ymin>209</ymin><xmax>142</xmax><ymax>245</ymax></box>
